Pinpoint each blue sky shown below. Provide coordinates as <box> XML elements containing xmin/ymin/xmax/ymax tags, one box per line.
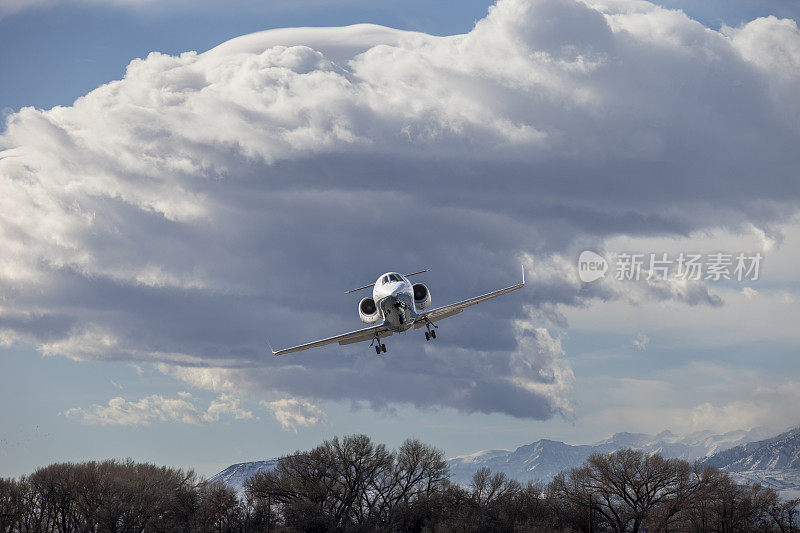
<box><xmin>1</xmin><ymin>0</ymin><xmax>799</xmax><ymax>479</ymax></box>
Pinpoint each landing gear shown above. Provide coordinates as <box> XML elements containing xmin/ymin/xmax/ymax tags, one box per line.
<box><xmin>423</xmin><ymin>319</ymin><xmax>438</xmax><ymax>341</ymax></box>
<box><xmin>394</xmin><ymin>301</ymin><xmax>405</xmax><ymax>325</ymax></box>
<box><xmin>371</xmin><ymin>333</ymin><xmax>387</xmax><ymax>355</ymax></box>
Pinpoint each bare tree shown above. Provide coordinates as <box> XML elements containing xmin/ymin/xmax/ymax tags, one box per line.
<box><xmin>768</xmin><ymin>497</ymin><xmax>800</xmax><ymax>533</ymax></box>
<box><xmin>246</xmin><ymin>434</ymin><xmax>449</xmax><ymax>532</ymax></box>
<box><xmin>551</xmin><ymin>449</ymin><xmax>703</xmax><ymax>533</ymax></box>
<box><xmin>2</xmin><ymin>438</ymin><xmax>796</xmax><ymax>533</ymax></box>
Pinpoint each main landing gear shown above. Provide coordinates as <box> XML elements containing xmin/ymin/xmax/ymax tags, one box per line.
<box><xmin>423</xmin><ymin>319</ymin><xmax>438</xmax><ymax>341</ymax></box>
<box><xmin>371</xmin><ymin>333</ymin><xmax>387</xmax><ymax>355</ymax></box>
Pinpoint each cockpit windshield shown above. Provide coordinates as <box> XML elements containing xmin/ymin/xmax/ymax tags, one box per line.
<box><xmin>381</xmin><ymin>273</ymin><xmax>403</xmax><ymax>284</ymax></box>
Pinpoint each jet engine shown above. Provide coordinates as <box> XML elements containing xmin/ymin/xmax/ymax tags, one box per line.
<box><xmin>412</xmin><ymin>283</ymin><xmax>431</xmax><ymax>310</ymax></box>
<box><xmin>358</xmin><ymin>297</ymin><xmax>380</xmax><ymax>324</ymax></box>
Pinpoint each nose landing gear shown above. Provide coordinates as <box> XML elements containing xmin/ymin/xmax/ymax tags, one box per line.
<box><xmin>393</xmin><ymin>301</ymin><xmax>406</xmax><ymax>325</ymax></box>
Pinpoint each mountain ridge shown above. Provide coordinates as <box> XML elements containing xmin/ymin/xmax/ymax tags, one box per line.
<box><xmin>703</xmin><ymin>426</ymin><xmax>800</xmax><ymax>471</ymax></box>
<box><xmin>446</xmin><ymin>427</ymin><xmax>770</xmax><ymax>485</ymax></box>
<box><xmin>209</xmin><ymin>426</ymin><xmax>799</xmax><ymax>497</ymax></box>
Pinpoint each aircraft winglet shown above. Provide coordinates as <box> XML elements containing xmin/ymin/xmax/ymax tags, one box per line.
<box><xmin>267</xmin><ymin>338</ymin><xmax>278</xmax><ymax>356</ymax></box>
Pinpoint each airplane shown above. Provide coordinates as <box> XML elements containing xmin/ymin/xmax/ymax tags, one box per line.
<box><xmin>270</xmin><ymin>266</ymin><xmax>525</xmax><ymax>356</ymax></box>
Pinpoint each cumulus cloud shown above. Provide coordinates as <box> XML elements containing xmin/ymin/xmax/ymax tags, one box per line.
<box><xmin>64</xmin><ymin>392</ymin><xmax>252</xmax><ymax>426</ymax></box>
<box><xmin>631</xmin><ymin>333</ymin><xmax>649</xmax><ymax>350</ymax></box>
<box><xmin>157</xmin><ymin>317</ymin><xmax>574</xmax><ymax>419</ymax></box>
<box><xmin>508</xmin><ymin>324</ymin><xmax>573</xmax><ymax>415</ymax></box>
<box><xmin>2</xmin><ymin>0</ymin><xmax>800</xmax><ymax>419</ymax></box>
<box><xmin>263</xmin><ymin>398</ymin><xmax>325</xmax><ymax>432</ymax></box>
<box><xmin>203</xmin><ymin>394</ymin><xmax>254</xmax><ymax>422</ymax></box>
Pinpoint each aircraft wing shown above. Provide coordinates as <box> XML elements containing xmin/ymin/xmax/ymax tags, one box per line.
<box><xmin>271</xmin><ymin>323</ymin><xmax>393</xmax><ymax>356</ymax></box>
<box><xmin>413</xmin><ymin>266</ymin><xmax>525</xmax><ymax>328</ymax></box>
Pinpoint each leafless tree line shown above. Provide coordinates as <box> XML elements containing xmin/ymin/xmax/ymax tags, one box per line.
<box><xmin>0</xmin><ymin>459</ymin><xmax>252</xmax><ymax>532</ymax></box>
<box><xmin>1</xmin><ymin>436</ymin><xmax>798</xmax><ymax>532</ymax></box>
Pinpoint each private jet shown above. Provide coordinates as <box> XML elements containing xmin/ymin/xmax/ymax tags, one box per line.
<box><xmin>270</xmin><ymin>266</ymin><xmax>525</xmax><ymax>356</ymax></box>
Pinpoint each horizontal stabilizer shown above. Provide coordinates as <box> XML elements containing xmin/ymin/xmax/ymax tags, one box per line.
<box><xmin>344</xmin><ymin>268</ymin><xmax>430</xmax><ymax>294</ymax></box>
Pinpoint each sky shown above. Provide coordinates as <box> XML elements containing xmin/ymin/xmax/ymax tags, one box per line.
<box><xmin>0</xmin><ymin>0</ymin><xmax>799</xmax><ymax>479</ymax></box>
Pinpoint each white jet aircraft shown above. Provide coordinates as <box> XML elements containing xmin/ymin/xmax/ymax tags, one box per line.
<box><xmin>271</xmin><ymin>266</ymin><xmax>525</xmax><ymax>356</ymax></box>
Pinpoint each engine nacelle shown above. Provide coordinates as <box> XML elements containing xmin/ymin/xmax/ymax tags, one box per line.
<box><xmin>358</xmin><ymin>297</ymin><xmax>380</xmax><ymax>324</ymax></box>
<box><xmin>412</xmin><ymin>283</ymin><xmax>431</xmax><ymax>311</ymax></box>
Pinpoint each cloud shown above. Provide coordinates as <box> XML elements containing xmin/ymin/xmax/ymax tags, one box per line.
<box><xmin>64</xmin><ymin>392</ymin><xmax>253</xmax><ymax>426</ymax></box>
<box><xmin>157</xmin><ymin>318</ymin><xmax>574</xmax><ymax>419</ymax></box>
<box><xmin>689</xmin><ymin>380</ymin><xmax>800</xmax><ymax>433</ymax></box>
<box><xmin>1</xmin><ymin>0</ymin><xmax>799</xmax><ymax>419</ymax></box>
<box><xmin>724</xmin><ymin>16</ymin><xmax>800</xmax><ymax>76</ymax></box>
<box><xmin>262</xmin><ymin>398</ymin><xmax>325</xmax><ymax>432</ymax></box>
<box><xmin>203</xmin><ymin>394</ymin><xmax>254</xmax><ymax>422</ymax></box>
<box><xmin>631</xmin><ymin>333</ymin><xmax>649</xmax><ymax>350</ymax></box>
<box><xmin>563</xmin><ymin>362</ymin><xmax>800</xmax><ymax>438</ymax></box>
<box><xmin>779</xmin><ymin>292</ymin><xmax>796</xmax><ymax>304</ymax></box>
<box><xmin>154</xmin><ymin>364</ymin><xmax>240</xmax><ymax>393</ymax></box>
<box><xmin>741</xmin><ymin>287</ymin><xmax>758</xmax><ymax>299</ymax></box>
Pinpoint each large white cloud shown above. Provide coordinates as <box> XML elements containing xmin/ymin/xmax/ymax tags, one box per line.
<box><xmin>1</xmin><ymin>0</ymin><xmax>799</xmax><ymax>419</ymax></box>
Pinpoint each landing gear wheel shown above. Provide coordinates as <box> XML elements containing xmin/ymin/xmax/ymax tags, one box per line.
<box><xmin>425</xmin><ymin>331</ymin><xmax>430</xmax><ymax>341</ymax></box>
<box><xmin>381</xmin><ymin>344</ymin><xmax>387</xmax><ymax>353</ymax></box>
<box><xmin>431</xmin><ymin>330</ymin><xmax>436</xmax><ymax>339</ymax></box>
<box><xmin>376</xmin><ymin>345</ymin><xmax>382</xmax><ymax>355</ymax></box>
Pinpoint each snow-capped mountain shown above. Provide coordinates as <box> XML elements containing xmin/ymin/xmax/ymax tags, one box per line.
<box><xmin>208</xmin><ymin>460</ymin><xmax>278</xmax><ymax>495</ymax></box>
<box><xmin>208</xmin><ymin>427</ymin><xmax>794</xmax><ymax>497</ymax></box>
<box><xmin>447</xmin><ymin>428</ymin><xmax>769</xmax><ymax>485</ymax></box>
<box><xmin>702</xmin><ymin>427</ymin><xmax>800</xmax><ymax>499</ymax></box>
<box><xmin>448</xmin><ymin>439</ymin><xmax>599</xmax><ymax>485</ymax></box>
<box><xmin>704</xmin><ymin>427</ymin><xmax>800</xmax><ymax>471</ymax></box>
<box><xmin>592</xmin><ymin>429</ymin><xmax>767</xmax><ymax>460</ymax></box>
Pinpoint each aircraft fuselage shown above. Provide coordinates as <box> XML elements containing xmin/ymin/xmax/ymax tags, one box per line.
<box><xmin>373</xmin><ymin>274</ymin><xmax>418</xmax><ymax>332</ymax></box>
